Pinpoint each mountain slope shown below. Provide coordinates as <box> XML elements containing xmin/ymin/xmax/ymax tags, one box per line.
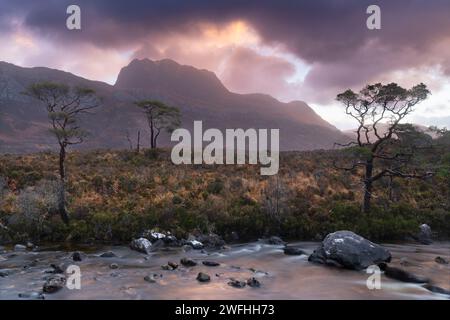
<box><xmin>0</xmin><ymin>59</ymin><xmax>348</xmax><ymax>153</ymax></box>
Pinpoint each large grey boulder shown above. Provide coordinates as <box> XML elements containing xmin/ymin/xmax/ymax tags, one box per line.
<box><xmin>43</xmin><ymin>274</ymin><xmax>66</xmax><ymax>293</ymax></box>
<box><xmin>308</xmin><ymin>230</ymin><xmax>391</xmax><ymax>270</ymax></box>
<box><xmin>130</xmin><ymin>238</ymin><xmax>152</xmax><ymax>254</ymax></box>
<box><xmin>417</xmin><ymin>224</ymin><xmax>432</xmax><ymax>245</ymax></box>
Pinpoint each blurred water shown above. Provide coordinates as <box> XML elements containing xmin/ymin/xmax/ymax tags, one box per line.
<box><xmin>0</xmin><ymin>241</ymin><xmax>448</xmax><ymax>300</ymax></box>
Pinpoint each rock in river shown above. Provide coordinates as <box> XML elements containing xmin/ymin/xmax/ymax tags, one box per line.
<box><xmin>266</xmin><ymin>236</ymin><xmax>286</xmax><ymax>245</ymax></box>
<box><xmin>100</xmin><ymin>251</ymin><xmax>117</xmax><ymax>258</ymax></box>
<box><xmin>308</xmin><ymin>230</ymin><xmax>391</xmax><ymax>270</ymax></box>
<box><xmin>202</xmin><ymin>261</ymin><xmax>220</xmax><ymax>267</ymax></box>
<box><xmin>0</xmin><ymin>269</ymin><xmax>14</xmax><ymax>277</ymax></box>
<box><xmin>18</xmin><ymin>292</ymin><xmax>45</xmax><ymax>300</ymax></box>
<box><xmin>72</xmin><ymin>251</ymin><xmax>83</xmax><ymax>262</ymax></box>
<box><xmin>14</xmin><ymin>244</ymin><xmax>27</xmax><ymax>252</ymax></box>
<box><xmin>378</xmin><ymin>263</ymin><xmax>429</xmax><ymax>284</ymax></box>
<box><xmin>196</xmin><ymin>272</ymin><xmax>211</xmax><ymax>282</ymax></box>
<box><xmin>417</xmin><ymin>224</ymin><xmax>432</xmax><ymax>245</ymax></box>
<box><xmin>180</xmin><ymin>258</ymin><xmax>197</xmax><ymax>267</ymax></box>
<box><xmin>283</xmin><ymin>246</ymin><xmax>305</xmax><ymax>256</ymax></box>
<box><xmin>43</xmin><ymin>274</ymin><xmax>66</xmax><ymax>293</ymax></box>
<box><xmin>228</xmin><ymin>279</ymin><xmax>246</xmax><ymax>288</ymax></box>
<box><xmin>434</xmin><ymin>256</ymin><xmax>448</xmax><ymax>265</ymax></box>
<box><xmin>130</xmin><ymin>238</ymin><xmax>152</xmax><ymax>254</ymax></box>
<box><xmin>247</xmin><ymin>277</ymin><xmax>261</xmax><ymax>288</ymax></box>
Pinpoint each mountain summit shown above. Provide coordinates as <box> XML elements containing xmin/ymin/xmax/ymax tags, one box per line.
<box><xmin>0</xmin><ymin>59</ymin><xmax>348</xmax><ymax>153</ymax></box>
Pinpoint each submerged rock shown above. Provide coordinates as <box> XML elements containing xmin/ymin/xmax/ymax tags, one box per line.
<box><xmin>434</xmin><ymin>256</ymin><xmax>449</xmax><ymax>265</ymax></box>
<box><xmin>308</xmin><ymin>230</ymin><xmax>391</xmax><ymax>270</ymax></box>
<box><xmin>130</xmin><ymin>238</ymin><xmax>152</xmax><ymax>254</ymax></box>
<box><xmin>144</xmin><ymin>274</ymin><xmax>157</xmax><ymax>283</ymax></box>
<box><xmin>196</xmin><ymin>272</ymin><xmax>211</xmax><ymax>282</ymax></box>
<box><xmin>283</xmin><ymin>246</ymin><xmax>306</xmax><ymax>256</ymax></box>
<box><xmin>18</xmin><ymin>292</ymin><xmax>45</xmax><ymax>300</ymax></box>
<box><xmin>72</xmin><ymin>252</ymin><xmax>83</xmax><ymax>262</ymax></box>
<box><xmin>423</xmin><ymin>284</ymin><xmax>450</xmax><ymax>296</ymax></box>
<box><xmin>0</xmin><ymin>269</ymin><xmax>14</xmax><ymax>277</ymax></box>
<box><xmin>99</xmin><ymin>251</ymin><xmax>117</xmax><ymax>258</ymax></box>
<box><xmin>417</xmin><ymin>224</ymin><xmax>432</xmax><ymax>245</ymax></box>
<box><xmin>228</xmin><ymin>279</ymin><xmax>246</xmax><ymax>288</ymax></box>
<box><xmin>43</xmin><ymin>274</ymin><xmax>66</xmax><ymax>293</ymax></box>
<box><xmin>110</xmin><ymin>263</ymin><xmax>119</xmax><ymax>269</ymax></box>
<box><xmin>247</xmin><ymin>277</ymin><xmax>261</xmax><ymax>288</ymax></box>
<box><xmin>14</xmin><ymin>244</ymin><xmax>27</xmax><ymax>252</ymax></box>
<box><xmin>196</xmin><ymin>233</ymin><xmax>226</xmax><ymax>249</ymax></box>
<box><xmin>379</xmin><ymin>263</ymin><xmax>429</xmax><ymax>284</ymax></box>
<box><xmin>266</xmin><ymin>236</ymin><xmax>286</xmax><ymax>245</ymax></box>
<box><xmin>202</xmin><ymin>261</ymin><xmax>220</xmax><ymax>267</ymax></box>
<box><xmin>180</xmin><ymin>258</ymin><xmax>197</xmax><ymax>267</ymax></box>
<box><xmin>168</xmin><ymin>261</ymin><xmax>179</xmax><ymax>269</ymax></box>
<box><xmin>50</xmin><ymin>264</ymin><xmax>64</xmax><ymax>274</ymax></box>
<box><xmin>186</xmin><ymin>239</ymin><xmax>204</xmax><ymax>250</ymax></box>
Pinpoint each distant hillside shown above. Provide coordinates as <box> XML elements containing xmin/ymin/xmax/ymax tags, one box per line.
<box><xmin>343</xmin><ymin>123</ymin><xmax>439</xmax><ymax>143</ymax></box>
<box><xmin>0</xmin><ymin>59</ymin><xmax>349</xmax><ymax>153</ymax></box>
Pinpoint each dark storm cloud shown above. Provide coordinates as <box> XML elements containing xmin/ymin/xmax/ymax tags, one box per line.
<box><xmin>5</xmin><ymin>0</ymin><xmax>450</xmax><ymax>57</ymax></box>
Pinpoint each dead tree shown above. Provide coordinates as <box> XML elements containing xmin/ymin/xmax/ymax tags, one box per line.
<box><xmin>335</xmin><ymin>83</ymin><xmax>431</xmax><ymax>213</ymax></box>
<box><xmin>24</xmin><ymin>82</ymin><xmax>101</xmax><ymax>223</ymax></box>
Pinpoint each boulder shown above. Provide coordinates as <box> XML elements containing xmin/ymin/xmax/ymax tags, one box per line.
<box><xmin>110</xmin><ymin>263</ymin><xmax>119</xmax><ymax>269</ymax></box>
<box><xmin>168</xmin><ymin>261</ymin><xmax>179</xmax><ymax>269</ymax></box>
<box><xmin>283</xmin><ymin>246</ymin><xmax>306</xmax><ymax>256</ymax></box>
<box><xmin>163</xmin><ymin>235</ymin><xmax>179</xmax><ymax>245</ymax></box>
<box><xmin>197</xmin><ymin>233</ymin><xmax>226</xmax><ymax>249</ymax></box>
<box><xmin>43</xmin><ymin>274</ymin><xmax>66</xmax><ymax>293</ymax></box>
<box><xmin>72</xmin><ymin>252</ymin><xmax>83</xmax><ymax>262</ymax></box>
<box><xmin>185</xmin><ymin>238</ymin><xmax>204</xmax><ymax>250</ymax></box>
<box><xmin>14</xmin><ymin>244</ymin><xmax>27</xmax><ymax>252</ymax></box>
<box><xmin>228</xmin><ymin>279</ymin><xmax>246</xmax><ymax>288</ymax></box>
<box><xmin>308</xmin><ymin>231</ymin><xmax>391</xmax><ymax>270</ymax></box>
<box><xmin>99</xmin><ymin>251</ymin><xmax>117</xmax><ymax>258</ymax></box>
<box><xmin>247</xmin><ymin>277</ymin><xmax>261</xmax><ymax>288</ymax></box>
<box><xmin>423</xmin><ymin>284</ymin><xmax>450</xmax><ymax>296</ymax></box>
<box><xmin>130</xmin><ymin>238</ymin><xmax>152</xmax><ymax>254</ymax></box>
<box><xmin>144</xmin><ymin>274</ymin><xmax>157</xmax><ymax>283</ymax></box>
<box><xmin>180</xmin><ymin>258</ymin><xmax>197</xmax><ymax>267</ymax></box>
<box><xmin>379</xmin><ymin>263</ymin><xmax>429</xmax><ymax>283</ymax></box>
<box><xmin>202</xmin><ymin>261</ymin><xmax>220</xmax><ymax>267</ymax></box>
<box><xmin>50</xmin><ymin>264</ymin><xmax>64</xmax><ymax>274</ymax></box>
<box><xmin>0</xmin><ymin>269</ymin><xmax>14</xmax><ymax>277</ymax></box>
<box><xmin>417</xmin><ymin>224</ymin><xmax>432</xmax><ymax>245</ymax></box>
<box><xmin>435</xmin><ymin>256</ymin><xmax>449</xmax><ymax>265</ymax></box>
<box><xmin>196</xmin><ymin>272</ymin><xmax>211</xmax><ymax>282</ymax></box>
<box><xmin>18</xmin><ymin>292</ymin><xmax>45</xmax><ymax>300</ymax></box>
<box><xmin>266</xmin><ymin>236</ymin><xmax>286</xmax><ymax>245</ymax></box>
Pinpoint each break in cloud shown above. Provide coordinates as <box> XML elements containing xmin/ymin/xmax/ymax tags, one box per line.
<box><xmin>1</xmin><ymin>0</ymin><xmax>450</xmax><ymax>128</ymax></box>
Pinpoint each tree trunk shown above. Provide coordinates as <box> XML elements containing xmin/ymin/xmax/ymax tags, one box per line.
<box><xmin>150</xmin><ymin>120</ymin><xmax>155</xmax><ymax>149</ymax></box>
<box><xmin>58</xmin><ymin>146</ymin><xmax>69</xmax><ymax>224</ymax></box>
<box><xmin>136</xmin><ymin>130</ymin><xmax>140</xmax><ymax>153</ymax></box>
<box><xmin>362</xmin><ymin>159</ymin><xmax>373</xmax><ymax>213</ymax></box>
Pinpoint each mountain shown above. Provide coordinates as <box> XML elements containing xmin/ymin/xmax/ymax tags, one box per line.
<box><xmin>343</xmin><ymin>123</ymin><xmax>440</xmax><ymax>143</ymax></box>
<box><xmin>0</xmin><ymin>59</ymin><xmax>348</xmax><ymax>153</ymax></box>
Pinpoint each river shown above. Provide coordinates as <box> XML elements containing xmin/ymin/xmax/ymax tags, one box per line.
<box><xmin>0</xmin><ymin>241</ymin><xmax>449</xmax><ymax>300</ymax></box>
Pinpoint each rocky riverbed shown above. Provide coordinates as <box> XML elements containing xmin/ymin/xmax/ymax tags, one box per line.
<box><xmin>0</xmin><ymin>240</ymin><xmax>449</xmax><ymax>300</ymax></box>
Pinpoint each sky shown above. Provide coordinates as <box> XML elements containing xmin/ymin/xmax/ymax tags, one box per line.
<box><xmin>1</xmin><ymin>0</ymin><xmax>450</xmax><ymax>130</ymax></box>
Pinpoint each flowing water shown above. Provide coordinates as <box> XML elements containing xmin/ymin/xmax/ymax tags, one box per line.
<box><xmin>0</xmin><ymin>241</ymin><xmax>449</xmax><ymax>300</ymax></box>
